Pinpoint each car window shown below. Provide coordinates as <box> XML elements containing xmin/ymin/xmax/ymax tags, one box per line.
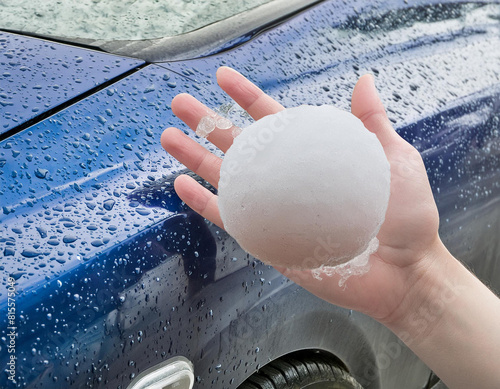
<box><xmin>0</xmin><ymin>0</ymin><xmax>275</xmax><ymax>40</ymax></box>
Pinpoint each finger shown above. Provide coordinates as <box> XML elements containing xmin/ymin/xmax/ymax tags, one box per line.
<box><xmin>161</xmin><ymin>127</ymin><xmax>222</xmax><ymax>188</ymax></box>
<box><xmin>216</xmin><ymin>66</ymin><xmax>285</xmax><ymax>120</ymax></box>
<box><xmin>351</xmin><ymin>74</ymin><xmax>401</xmax><ymax>148</ymax></box>
<box><xmin>174</xmin><ymin>174</ymin><xmax>224</xmax><ymax>229</ymax></box>
<box><xmin>171</xmin><ymin>93</ymin><xmax>235</xmax><ymax>153</ymax></box>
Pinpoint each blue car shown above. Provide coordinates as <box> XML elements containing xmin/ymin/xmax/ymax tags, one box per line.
<box><xmin>1</xmin><ymin>1</ymin><xmax>499</xmax><ymax>388</ymax></box>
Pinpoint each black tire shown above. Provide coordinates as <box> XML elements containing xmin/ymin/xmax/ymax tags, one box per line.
<box><xmin>238</xmin><ymin>351</ymin><xmax>364</xmax><ymax>389</ymax></box>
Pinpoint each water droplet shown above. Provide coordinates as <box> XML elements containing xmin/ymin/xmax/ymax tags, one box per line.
<box><xmin>136</xmin><ymin>208</ymin><xmax>151</xmax><ymax>216</ymax></box>
<box><xmin>196</xmin><ymin>116</ymin><xmax>216</xmax><ymax>138</ymax></box>
<box><xmin>232</xmin><ymin>127</ymin><xmax>243</xmax><ymax>138</ymax></box>
<box><xmin>36</xmin><ymin>226</ymin><xmax>47</xmax><ymax>238</ymax></box>
<box><xmin>34</xmin><ymin>168</ymin><xmax>48</xmax><ymax>179</ymax></box>
<box><xmin>4</xmin><ymin>247</ymin><xmax>15</xmax><ymax>256</ymax></box>
<box><xmin>144</xmin><ymin>84</ymin><xmax>155</xmax><ymax>93</ymax></box>
<box><xmin>91</xmin><ymin>240</ymin><xmax>104</xmax><ymax>247</ymax></box>
<box><xmin>10</xmin><ymin>271</ymin><xmax>25</xmax><ymax>280</ymax></box>
<box><xmin>96</xmin><ymin>115</ymin><xmax>107</xmax><ymax>124</ymax></box>
<box><xmin>21</xmin><ymin>249</ymin><xmax>41</xmax><ymax>258</ymax></box>
<box><xmin>216</xmin><ymin>117</ymin><xmax>233</xmax><ymax>130</ymax></box>
<box><xmin>103</xmin><ymin>199</ymin><xmax>116</xmax><ymax>211</ymax></box>
<box><xmin>63</xmin><ymin>235</ymin><xmax>77</xmax><ymax>244</ymax></box>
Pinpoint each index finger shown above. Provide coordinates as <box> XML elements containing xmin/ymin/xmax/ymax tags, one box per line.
<box><xmin>216</xmin><ymin>66</ymin><xmax>285</xmax><ymax>120</ymax></box>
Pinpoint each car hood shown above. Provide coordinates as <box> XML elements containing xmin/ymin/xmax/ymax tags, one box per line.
<box><xmin>0</xmin><ymin>32</ymin><xmax>143</xmax><ymax>137</ymax></box>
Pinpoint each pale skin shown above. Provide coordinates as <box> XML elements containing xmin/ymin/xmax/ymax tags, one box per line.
<box><xmin>161</xmin><ymin>66</ymin><xmax>500</xmax><ymax>389</ymax></box>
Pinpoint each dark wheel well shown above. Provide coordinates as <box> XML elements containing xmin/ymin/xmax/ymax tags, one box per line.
<box><xmin>238</xmin><ymin>349</ymin><xmax>363</xmax><ymax>388</ymax></box>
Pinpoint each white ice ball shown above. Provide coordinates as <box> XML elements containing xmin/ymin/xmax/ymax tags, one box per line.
<box><xmin>218</xmin><ymin>105</ymin><xmax>390</xmax><ymax>269</ymax></box>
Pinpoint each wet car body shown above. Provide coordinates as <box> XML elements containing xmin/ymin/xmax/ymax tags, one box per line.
<box><xmin>1</xmin><ymin>0</ymin><xmax>499</xmax><ymax>388</ymax></box>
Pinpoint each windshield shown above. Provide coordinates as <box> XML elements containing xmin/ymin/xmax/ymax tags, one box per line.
<box><xmin>0</xmin><ymin>0</ymin><xmax>275</xmax><ymax>41</ymax></box>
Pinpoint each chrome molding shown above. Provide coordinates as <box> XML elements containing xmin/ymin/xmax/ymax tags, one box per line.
<box><xmin>126</xmin><ymin>356</ymin><xmax>194</xmax><ymax>389</ymax></box>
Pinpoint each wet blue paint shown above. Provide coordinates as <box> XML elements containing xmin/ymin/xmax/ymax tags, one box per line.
<box><xmin>0</xmin><ymin>32</ymin><xmax>143</xmax><ymax>135</ymax></box>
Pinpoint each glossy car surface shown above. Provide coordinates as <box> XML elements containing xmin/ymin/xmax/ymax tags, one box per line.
<box><xmin>1</xmin><ymin>1</ymin><xmax>499</xmax><ymax>388</ymax></box>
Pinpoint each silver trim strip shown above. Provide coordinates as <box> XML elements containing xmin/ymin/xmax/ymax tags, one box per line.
<box><xmin>126</xmin><ymin>356</ymin><xmax>194</xmax><ymax>389</ymax></box>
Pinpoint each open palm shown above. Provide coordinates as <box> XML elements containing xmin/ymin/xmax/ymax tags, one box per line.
<box><xmin>161</xmin><ymin>67</ymin><xmax>441</xmax><ymax>325</ymax></box>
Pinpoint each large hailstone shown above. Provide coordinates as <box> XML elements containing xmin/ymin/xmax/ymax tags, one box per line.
<box><xmin>218</xmin><ymin>105</ymin><xmax>390</xmax><ymax>269</ymax></box>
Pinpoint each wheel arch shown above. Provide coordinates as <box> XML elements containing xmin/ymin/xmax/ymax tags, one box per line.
<box><xmin>195</xmin><ymin>283</ymin><xmax>383</xmax><ymax>388</ymax></box>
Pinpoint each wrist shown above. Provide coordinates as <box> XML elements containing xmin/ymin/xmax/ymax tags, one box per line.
<box><xmin>379</xmin><ymin>237</ymin><xmax>500</xmax><ymax>389</ymax></box>
<box><xmin>380</xmin><ymin>236</ymin><xmax>461</xmax><ymax>344</ymax></box>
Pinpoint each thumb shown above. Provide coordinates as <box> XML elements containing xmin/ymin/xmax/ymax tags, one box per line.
<box><xmin>351</xmin><ymin>74</ymin><xmax>400</xmax><ymax>148</ymax></box>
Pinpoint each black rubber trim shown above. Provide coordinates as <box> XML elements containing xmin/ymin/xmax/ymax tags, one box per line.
<box><xmin>0</xmin><ymin>27</ymin><xmax>109</xmax><ymax>53</ymax></box>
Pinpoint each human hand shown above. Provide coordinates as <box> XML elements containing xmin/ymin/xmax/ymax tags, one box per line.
<box><xmin>161</xmin><ymin>67</ymin><xmax>442</xmax><ymax>326</ymax></box>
